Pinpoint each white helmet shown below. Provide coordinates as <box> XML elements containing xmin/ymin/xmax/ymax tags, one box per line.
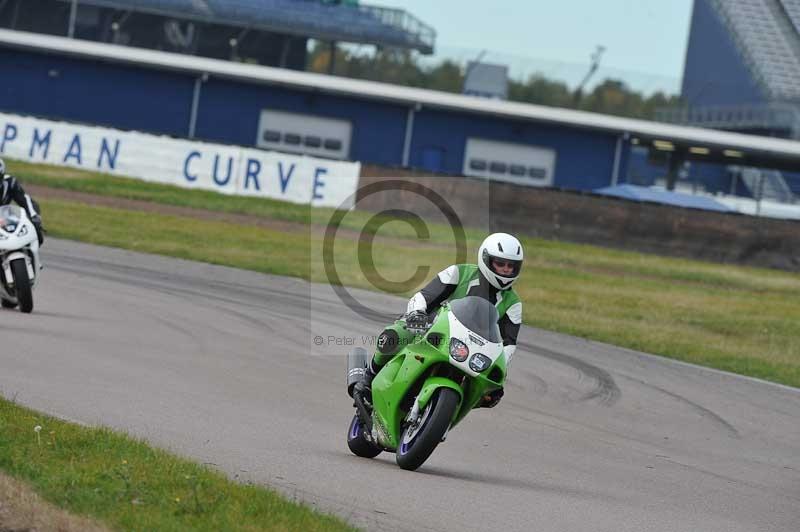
<box><xmin>478</xmin><ymin>233</ymin><xmax>524</xmax><ymax>290</ymax></box>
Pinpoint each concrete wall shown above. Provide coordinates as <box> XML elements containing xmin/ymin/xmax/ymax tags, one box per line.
<box><xmin>358</xmin><ymin>166</ymin><xmax>800</xmax><ymax>271</ymax></box>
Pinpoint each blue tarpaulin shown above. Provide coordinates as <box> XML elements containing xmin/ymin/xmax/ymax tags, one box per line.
<box><xmin>593</xmin><ymin>184</ymin><xmax>734</xmax><ymax>213</ymax></box>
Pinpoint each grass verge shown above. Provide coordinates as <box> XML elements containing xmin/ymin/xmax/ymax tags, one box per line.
<box><xmin>0</xmin><ymin>397</ymin><xmax>353</xmax><ymax>531</ymax></box>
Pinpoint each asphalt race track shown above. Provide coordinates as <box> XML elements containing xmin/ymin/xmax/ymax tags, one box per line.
<box><xmin>1</xmin><ymin>239</ymin><xmax>799</xmax><ymax>531</ymax></box>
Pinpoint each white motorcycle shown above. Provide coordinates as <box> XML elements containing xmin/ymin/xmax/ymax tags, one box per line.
<box><xmin>0</xmin><ymin>205</ymin><xmax>42</xmax><ymax>313</ymax></box>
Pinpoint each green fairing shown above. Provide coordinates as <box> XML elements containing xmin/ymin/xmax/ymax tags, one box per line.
<box><xmin>371</xmin><ymin>322</ymin><xmax>414</xmax><ymax>368</ymax></box>
<box><xmin>369</xmin><ymin>303</ymin><xmax>507</xmax><ymax>451</ymax></box>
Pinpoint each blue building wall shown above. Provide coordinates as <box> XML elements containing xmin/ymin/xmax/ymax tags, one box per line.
<box><xmin>410</xmin><ymin>108</ymin><xmax>619</xmax><ymax>189</ymax></box>
<box><xmin>0</xmin><ymin>48</ymin><xmax>195</xmax><ymax>136</ymax></box>
<box><xmin>625</xmin><ymin>147</ymin><xmax>732</xmax><ymax>195</ymax></box>
<box><xmin>625</xmin><ymin>146</ymin><xmax>660</xmax><ymax>186</ymax></box>
<box><xmin>682</xmin><ymin>0</ymin><xmax>764</xmax><ymax>106</ymax></box>
<box><xmin>195</xmin><ymin>78</ymin><xmax>409</xmax><ymax>166</ymax></box>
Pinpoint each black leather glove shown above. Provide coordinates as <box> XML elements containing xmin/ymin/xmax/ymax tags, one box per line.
<box><xmin>404</xmin><ymin>310</ymin><xmax>429</xmax><ymax>330</ymax></box>
<box><xmin>480</xmin><ymin>388</ymin><xmax>504</xmax><ymax>408</ymax></box>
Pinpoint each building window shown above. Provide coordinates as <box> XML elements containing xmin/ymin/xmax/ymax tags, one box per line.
<box><xmin>284</xmin><ymin>133</ymin><xmax>301</xmax><ymax>145</ymax></box>
<box><xmin>509</xmin><ymin>164</ymin><xmax>526</xmax><ymax>176</ymax></box>
<box><xmin>489</xmin><ymin>161</ymin><xmax>507</xmax><ymax>174</ymax></box>
<box><xmin>262</xmin><ymin>130</ymin><xmax>281</xmax><ymax>143</ymax></box>
<box><xmin>470</xmin><ymin>159</ymin><xmax>487</xmax><ymax>171</ymax></box>
<box><xmin>324</xmin><ymin>138</ymin><xmax>343</xmax><ymax>151</ymax></box>
<box><xmin>529</xmin><ymin>167</ymin><xmax>547</xmax><ymax>179</ymax></box>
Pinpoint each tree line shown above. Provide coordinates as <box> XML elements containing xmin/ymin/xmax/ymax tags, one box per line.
<box><xmin>308</xmin><ymin>46</ymin><xmax>681</xmax><ymax>120</ymax></box>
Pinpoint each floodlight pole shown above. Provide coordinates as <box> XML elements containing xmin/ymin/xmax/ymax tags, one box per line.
<box><xmin>68</xmin><ymin>0</ymin><xmax>78</xmax><ymax>38</ymax></box>
<box><xmin>574</xmin><ymin>45</ymin><xmax>605</xmax><ymax>105</ymax></box>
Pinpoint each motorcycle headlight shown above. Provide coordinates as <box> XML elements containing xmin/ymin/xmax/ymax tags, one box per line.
<box><xmin>469</xmin><ymin>353</ymin><xmax>492</xmax><ymax>373</ymax></box>
<box><xmin>449</xmin><ymin>338</ymin><xmax>469</xmax><ymax>362</ymax></box>
<box><xmin>2</xmin><ymin>223</ymin><xmax>16</xmax><ymax>233</ymax></box>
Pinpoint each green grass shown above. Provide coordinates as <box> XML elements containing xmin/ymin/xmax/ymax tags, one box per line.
<box><xmin>0</xmin><ymin>398</ymin><xmax>353</xmax><ymax>532</ymax></box>
<box><xmin>16</xmin><ymin>160</ymin><xmax>316</xmax><ymax>224</ymax></box>
<box><xmin>13</xmin><ymin>159</ymin><xmax>473</xmax><ymax>243</ymax></box>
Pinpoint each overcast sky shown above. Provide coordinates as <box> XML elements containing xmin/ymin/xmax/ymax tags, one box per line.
<box><xmin>387</xmin><ymin>0</ymin><xmax>695</xmax><ymax>94</ymax></box>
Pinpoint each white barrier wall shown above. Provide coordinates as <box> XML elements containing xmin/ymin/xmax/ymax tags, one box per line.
<box><xmin>0</xmin><ymin>112</ymin><xmax>361</xmax><ymax>208</ymax></box>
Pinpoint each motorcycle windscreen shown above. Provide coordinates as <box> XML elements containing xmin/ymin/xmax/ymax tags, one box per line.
<box><xmin>449</xmin><ymin>296</ymin><xmax>502</xmax><ymax>343</ymax></box>
<box><xmin>0</xmin><ymin>205</ymin><xmax>21</xmax><ymax>225</ymax></box>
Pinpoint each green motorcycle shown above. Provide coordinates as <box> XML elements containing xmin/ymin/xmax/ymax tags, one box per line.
<box><xmin>346</xmin><ymin>296</ymin><xmax>507</xmax><ymax>471</ymax></box>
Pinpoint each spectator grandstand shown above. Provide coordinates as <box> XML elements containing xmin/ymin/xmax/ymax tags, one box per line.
<box><xmin>0</xmin><ymin>0</ymin><xmax>434</xmax><ymax>70</ymax></box>
<box><xmin>658</xmin><ymin>0</ymin><xmax>800</xmax><ymax>139</ymax></box>
<box><xmin>652</xmin><ymin>0</ymin><xmax>800</xmax><ymax>204</ymax></box>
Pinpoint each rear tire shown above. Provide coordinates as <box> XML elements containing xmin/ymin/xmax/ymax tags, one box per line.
<box><xmin>1</xmin><ymin>298</ymin><xmax>17</xmax><ymax>309</ymax></box>
<box><xmin>347</xmin><ymin>415</ymin><xmax>382</xmax><ymax>458</ymax></box>
<box><xmin>10</xmin><ymin>259</ymin><xmax>33</xmax><ymax>313</ymax></box>
<box><xmin>396</xmin><ymin>388</ymin><xmax>459</xmax><ymax>471</ymax></box>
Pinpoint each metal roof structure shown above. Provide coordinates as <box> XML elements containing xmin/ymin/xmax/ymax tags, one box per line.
<box><xmin>2</xmin><ymin>28</ymin><xmax>800</xmax><ymax>170</ymax></box>
<box><xmin>594</xmin><ymin>184</ymin><xmax>734</xmax><ymax>212</ymax></box>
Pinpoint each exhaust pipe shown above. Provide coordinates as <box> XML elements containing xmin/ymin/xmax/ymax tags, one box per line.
<box><xmin>347</xmin><ymin>347</ymin><xmax>369</xmax><ymax>398</ymax></box>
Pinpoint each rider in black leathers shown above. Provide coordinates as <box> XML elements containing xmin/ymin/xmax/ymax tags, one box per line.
<box><xmin>0</xmin><ymin>158</ymin><xmax>44</xmax><ymax>245</ymax></box>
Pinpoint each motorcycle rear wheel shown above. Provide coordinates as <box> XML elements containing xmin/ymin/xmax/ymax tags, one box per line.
<box><xmin>396</xmin><ymin>388</ymin><xmax>459</xmax><ymax>471</ymax></box>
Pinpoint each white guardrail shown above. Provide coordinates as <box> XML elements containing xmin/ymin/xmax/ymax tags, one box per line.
<box><xmin>0</xmin><ymin>112</ymin><xmax>361</xmax><ymax>208</ymax></box>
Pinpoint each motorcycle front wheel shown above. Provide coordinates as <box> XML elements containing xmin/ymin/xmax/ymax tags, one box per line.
<box><xmin>396</xmin><ymin>388</ymin><xmax>459</xmax><ymax>471</ymax></box>
<box><xmin>10</xmin><ymin>258</ymin><xmax>33</xmax><ymax>313</ymax></box>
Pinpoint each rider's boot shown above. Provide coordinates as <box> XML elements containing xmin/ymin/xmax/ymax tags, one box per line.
<box><xmin>353</xmin><ymin>360</ymin><xmax>378</xmax><ymax>403</ymax></box>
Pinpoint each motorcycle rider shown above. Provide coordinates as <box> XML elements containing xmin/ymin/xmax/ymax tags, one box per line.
<box><xmin>0</xmin><ymin>158</ymin><xmax>44</xmax><ymax>245</ymax></box>
<box><xmin>355</xmin><ymin>233</ymin><xmax>524</xmax><ymax>408</ymax></box>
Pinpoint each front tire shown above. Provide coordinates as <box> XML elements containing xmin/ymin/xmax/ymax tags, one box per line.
<box><xmin>10</xmin><ymin>259</ymin><xmax>33</xmax><ymax>313</ymax></box>
<box><xmin>396</xmin><ymin>388</ymin><xmax>459</xmax><ymax>471</ymax></box>
<box><xmin>1</xmin><ymin>298</ymin><xmax>17</xmax><ymax>309</ymax></box>
<box><xmin>347</xmin><ymin>415</ymin><xmax>382</xmax><ymax>458</ymax></box>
